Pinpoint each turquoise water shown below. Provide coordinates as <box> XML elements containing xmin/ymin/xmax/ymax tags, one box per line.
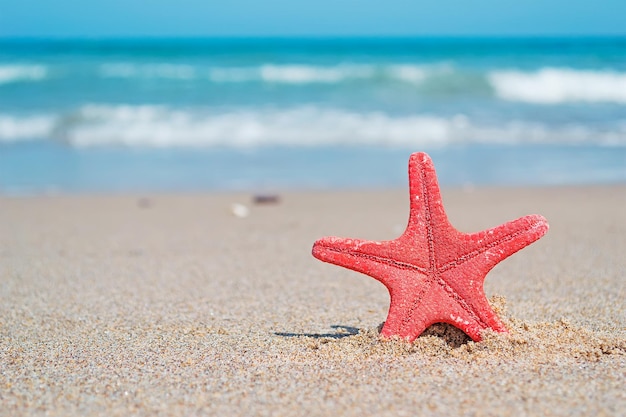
<box><xmin>1</xmin><ymin>38</ymin><xmax>625</xmax><ymax>193</ymax></box>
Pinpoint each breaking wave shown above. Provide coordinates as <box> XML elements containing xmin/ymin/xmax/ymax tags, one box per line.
<box><xmin>0</xmin><ymin>65</ymin><xmax>48</xmax><ymax>85</ymax></box>
<box><xmin>8</xmin><ymin>62</ymin><xmax>626</xmax><ymax>107</ymax></box>
<box><xmin>489</xmin><ymin>68</ymin><xmax>626</xmax><ymax>104</ymax></box>
<box><xmin>0</xmin><ymin>114</ymin><xmax>55</xmax><ymax>140</ymax></box>
<box><xmin>2</xmin><ymin>105</ymin><xmax>625</xmax><ymax>148</ymax></box>
<box><xmin>96</xmin><ymin>64</ymin><xmax>626</xmax><ymax>104</ymax></box>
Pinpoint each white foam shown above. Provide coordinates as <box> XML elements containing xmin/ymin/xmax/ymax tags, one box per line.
<box><xmin>100</xmin><ymin>62</ymin><xmax>440</xmax><ymax>85</ymax></box>
<box><xmin>387</xmin><ymin>65</ymin><xmax>429</xmax><ymax>84</ymax></box>
<box><xmin>259</xmin><ymin>64</ymin><xmax>374</xmax><ymax>84</ymax></box>
<box><xmin>489</xmin><ymin>68</ymin><xmax>626</xmax><ymax>104</ymax></box>
<box><xmin>0</xmin><ymin>114</ymin><xmax>55</xmax><ymax>142</ymax></box>
<box><xmin>0</xmin><ymin>65</ymin><xmax>47</xmax><ymax>85</ymax></box>
<box><xmin>2</xmin><ymin>105</ymin><xmax>623</xmax><ymax>148</ymax></box>
<box><xmin>209</xmin><ymin>64</ymin><xmax>376</xmax><ymax>84</ymax></box>
<box><xmin>208</xmin><ymin>67</ymin><xmax>259</xmax><ymax>82</ymax></box>
<box><xmin>53</xmin><ymin>105</ymin><xmax>472</xmax><ymax>147</ymax></box>
<box><xmin>100</xmin><ymin>63</ymin><xmax>196</xmax><ymax>80</ymax></box>
<box><xmin>243</xmin><ymin>64</ymin><xmax>435</xmax><ymax>84</ymax></box>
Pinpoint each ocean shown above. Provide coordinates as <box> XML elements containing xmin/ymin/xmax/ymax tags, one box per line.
<box><xmin>1</xmin><ymin>37</ymin><xmax>625</xmax><ymax>193</ymax></box>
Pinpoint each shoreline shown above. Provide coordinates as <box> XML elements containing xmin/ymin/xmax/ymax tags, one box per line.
<box><xmin>1</xmin><ymin>185</ymin><xmax>624</xmax><ymax>415</ymax></box>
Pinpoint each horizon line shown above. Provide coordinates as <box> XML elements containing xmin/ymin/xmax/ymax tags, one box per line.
<box><xmin>1</xmin><ymin>33</ymin><xmax>626</xmax><ymax>41</ymax></box>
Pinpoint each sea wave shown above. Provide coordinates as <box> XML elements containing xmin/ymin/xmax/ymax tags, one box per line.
<box><xmin>489</xmin><ymin>68</ymin><xmax>626</xmax><ymax>104</ymax></box>
<box><xmin>2</xmin><ymin>105</ymin><xmax>625</xmax><ymax>148</ymax></box>
<box><xmin>6</xmin><ymin>62</ymin><xmax>626</xmax><ymax>107</ymax></box>
<box><xmin>207</xmin><ymin>64</ymin><xmax>367</xmax><ymax>83</ymax></box>
<box><xmin>0</xmin><ymin>114</ymin><xmax>55</xmax><ymax>140</ymax></box>
<box><xmin>101</xmin><ymin>63</ymin><xmax>440</xmax><ymax>84</ymax></box>
<box><xmin>100</xmin><ymin>63</ymin><xmax>197</xmax><ymax>80</ymax></box>
<box><xmin>251</xmin><ymin>64</ymin><xmax>432</xmax><ymax>84</ymax></box>
<box><xmin>0</xmin><ymin>65</ymin><xmax>48</xmax><ymax>85</ymax></box>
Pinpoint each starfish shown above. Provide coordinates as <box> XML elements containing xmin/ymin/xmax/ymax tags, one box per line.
<box><xmin>312</xmin><ymin>152</ymin><xmax>549</xmax><ymax>342</ymax></box>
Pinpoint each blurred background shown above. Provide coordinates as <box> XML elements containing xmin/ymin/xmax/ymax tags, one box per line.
<box><xmin>0</xmin><ymin>0</ymin><xmax>625</xmax><ymax>193</ymax></box>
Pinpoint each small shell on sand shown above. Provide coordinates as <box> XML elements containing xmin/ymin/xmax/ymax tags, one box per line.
<box><xmin>231</xmin><ymin>203</ymin><xmax>250</xmax><ymax>218</ymax></box>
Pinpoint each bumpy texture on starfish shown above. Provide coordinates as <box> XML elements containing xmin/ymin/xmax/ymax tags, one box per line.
<box><xmin>312</xmin><ymin>152</ymin><xmax>549</xmax><ymax>342</ymax></box>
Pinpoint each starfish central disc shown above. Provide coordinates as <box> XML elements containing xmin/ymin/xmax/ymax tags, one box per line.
<box><xmin>312</xmin><ymin>152</ymin><xmax>549</xmax><ymax>342</ymax></box>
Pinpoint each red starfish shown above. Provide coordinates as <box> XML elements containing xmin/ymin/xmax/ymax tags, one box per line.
<box><xmin>312</xmin><ymin>152</ymin><xmax>549</xmax><ymax>342</ymax></box>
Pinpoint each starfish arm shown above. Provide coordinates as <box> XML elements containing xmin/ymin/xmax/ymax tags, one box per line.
<box><xmin>436</xmin><ymin>292</ymin><xmax>506</xmax><ymax>342</ymax></box>
<box><xmin>312</xmin><ymin>237</ymin><xmax>411</xmax><ymax>289</ymax></box>
<box><xmin>434</xmin><ymin>271</ymin><xmax>509</xmax><ymax>340</ymax></box>
<box><xmin>400</xmin><ymin>152</ymin><xmax>458</xmax><ymax>248</ymax></box>
<box><xmin>379</xmin><ymin>273</ymin><xmax>435</xmax><ymax>341</ymax></box>
<box><xmin>439</xmin><ymin>214</ymin><xmax>549</xmax><ymax>276</ymax></box>
<box><xmin>380</xmin><ymin>295</ymin><xmax>432</xmax><ymax>341</ymax></box>
<box><xmin>381</xmin><ymin>282</ymin><xmax>507</xmax><ymax>342</ymax></box>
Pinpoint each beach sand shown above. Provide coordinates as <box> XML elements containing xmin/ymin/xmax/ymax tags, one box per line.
<box><xmin>1</xmin><ymin>186</ymin><xmax>624</xmax><ymax>416</ymax></box>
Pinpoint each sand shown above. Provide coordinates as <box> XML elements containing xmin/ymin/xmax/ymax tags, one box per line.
<box><xmin>0</xmin><ymin>186</ymin><xmax>624</xmax><ymax>416</ymax></box>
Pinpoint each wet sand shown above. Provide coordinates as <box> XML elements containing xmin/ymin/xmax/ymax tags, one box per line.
<box><xmin>1</xmin><ymin>186</ymin><xmax>624</xmax><ymax>416</ymax></box>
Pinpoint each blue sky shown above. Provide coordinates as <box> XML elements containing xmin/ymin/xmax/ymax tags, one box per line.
<box><xmin>1</xmin><ymin>0</ymin><xmax>625</xmax><ymax>38</ymax></box>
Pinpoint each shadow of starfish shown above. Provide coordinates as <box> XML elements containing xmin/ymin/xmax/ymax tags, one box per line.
<box><xmin>275</xmin><ymin>325</ymin><xmax>360</xmax><ymax>339</ymax></box>
<box><xmin>275</xmin><ymin>323</ymin><xmax>469</xmax><ymax>348</ymax></box>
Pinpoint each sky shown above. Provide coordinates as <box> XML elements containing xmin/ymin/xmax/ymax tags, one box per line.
<box><xmin>0</xmin><ymin>0</ymin><xmax>625</xmax><ymax>38</ymax></box>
